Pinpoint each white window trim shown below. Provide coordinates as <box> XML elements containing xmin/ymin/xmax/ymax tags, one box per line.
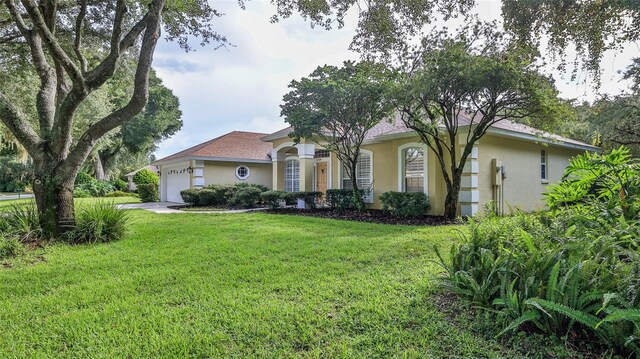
<box><xmin>284</xmin><ymin>158</ymin><xmax>300</xmax><ymax>192</ymax></box>
<box><xmin>541</xmin><ymin>149</ymin><xmax>548</xmax><ymax>182</ymax></box>
<box><xmin>398</xmin><ymin>142</ymin><xmax>428</xmax><ymax>193</ymax></box>
<box><xmin>235</xmin><ymin>165</ymin><xmax>250</xmax><ymax>180</ymax></box>
<box><xmin>339</xmin><ymin>149</ymin><xmax>374</xmax><ymax>203</ymax></box>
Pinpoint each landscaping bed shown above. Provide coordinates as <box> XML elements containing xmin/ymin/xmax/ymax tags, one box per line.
<box><xmin>265</xmin><ymin>207</ymin><xmax>458</xmax><ymax>226</ymax></box>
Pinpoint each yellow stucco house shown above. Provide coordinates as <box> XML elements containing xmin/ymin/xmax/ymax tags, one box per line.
<box><xmin>154</xmin><ymin>117</ymin><xmax>599</xmax><ymax>216</ymax></box>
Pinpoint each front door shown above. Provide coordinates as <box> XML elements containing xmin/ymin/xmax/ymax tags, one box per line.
<box><xmin>316</xmin><ymin>162</ymin><xmax>328</xmax><ymax>193</ymax></box>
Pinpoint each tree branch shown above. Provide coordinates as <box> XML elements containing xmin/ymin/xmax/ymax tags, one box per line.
<box><xmin>73</xmin><ymin>0</ymin><xmax>88</xmax><ymax>74</ymax></box>
<box><xmin>61</xmin><ymin>0</ymin><xmax>165</xmax><ymax>174</ymax></box>
<box><xmin>0</xmin><ymin>91</ymin><xmax>42</xmax><ymax>155</ymax></box>
<box><xmin>6</xmin><ymin>0</ymin><xmax>57</xmax><ymax>137</ymax></box>
<box><xmin>20</xmin><ymin>0</ymin><xmax>85</xmax><ymax>88</ymax></box>
<box><xmin>85</xmin><ymin>1</ymin><xmax>149</xmax><ymax>90</ymax></box>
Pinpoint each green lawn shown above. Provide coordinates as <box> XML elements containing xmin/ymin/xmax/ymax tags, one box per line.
<box><xmin>0</xmin><ymin>196</ymin><xmax>140</xmax><ymax>211</ymax></box>
<box><xmin>0</xmin><ymin>210</ymin><xmax>518</xmax><ymax>358</ymax></box>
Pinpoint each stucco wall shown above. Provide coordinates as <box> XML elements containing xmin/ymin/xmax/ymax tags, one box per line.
<box><xmin>477</xmin><ymin>134</ymin><xmax>584</xmax><ymax>213</ymax></box>
<box><xmin>359</xmin><ymin>137</ymin><xmax>447</xmax><ymax>214</ymax></box>
<box><xmin>203</xmin><ymin>161</ymin><xmax>273</xmax><ymax>188</ymax></box>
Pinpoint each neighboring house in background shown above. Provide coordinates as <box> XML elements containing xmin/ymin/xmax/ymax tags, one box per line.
<box><xmin>156</xmin><ymin>118</ymin><xmax>599</xmax><ymax>216</ymax></box>
<box><xmin>152</xmin><ymin>131</ymin><xmax>273</xmax><ymax>203</ymax></box>
<box><xmin>126</xmin><ymin>165</ymin><xmax>159</xmax><ymax>191</ymax></box>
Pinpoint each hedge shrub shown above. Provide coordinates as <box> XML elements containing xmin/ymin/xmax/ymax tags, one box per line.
<box><xmin>133</xmin><ymin>169</ymin><xmax>158</xmax><ymax>186</ymax></box>
<box><xmin>137</xmin><ymin>183</ymin><xmax>158</xmax><ymax>202</ymax></box>
<box><xmin>180</xmin><ymin>189</ymin><xmax>200</xmax><ymax>205</ymax></box>
<box><xmin>261</xmin><ymin>191</ymin><xmax>286</xmax><ymax>209</ymax></box>
<box><xmin>229</xmin><ymin>186</ymin><xmax>262</xmax><ymax>208</ymax></box>
<box><xmin>326</xmin><ymin>189</ymin><xmax>364</xmax><ymax>211</ymax></box>
<box><xmin>380</xmin><ymin>191</ymin><xmax>430</xmax><ymax>218</ymax></box>
<box><xmin>111</xmin><ymin>178</ymin><xmax>128</xmax><ymax>192</ymax></box>
<box><xmin>292</xmin><ymin>191</ymin><xmax>323</xmax><ymax>209</ymax></box>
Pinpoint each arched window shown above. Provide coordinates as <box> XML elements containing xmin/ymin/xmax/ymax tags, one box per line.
<box><xmin>341</xmin><ymin>151</ymin><xmax>373</xmax><ymax>203</ymax></box>
<box><xmin>399</xmin><ymin>144</ymin><xmax>427</xmax><ymax>193</ymax></box>
<box><xmin>284</xmin><ymin>159</ymin><xmax>300</xmax><ymax>192</ymax></box>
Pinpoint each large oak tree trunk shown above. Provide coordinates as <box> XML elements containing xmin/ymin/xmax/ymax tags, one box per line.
<box><xmin>32</xmin><ymin>163</ymin><xmax>77</xmax><ymax>236</ymax></box>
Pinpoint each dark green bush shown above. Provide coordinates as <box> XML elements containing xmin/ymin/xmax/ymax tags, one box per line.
<box><xmin>73</xmin><ymin>188</ymin><xmax>92</xmax><ymax>198</ymax></box>
<box><xmin>380</xmin><ymin>191</ymin><xmax>430</xmax><ymax>217</ymax></box>
<box><xmin>326</xmin><ymin>189</ymin><xmax>364</xmax><ymax>211</ymax></box>
<box><xmin>292</xmin><ymin>191</ymin><xmax>323</xmax><ymax>209</ymax></box>
<box><xmin>105</xmin><ymin>191</ymin><xmax>135</xmax><ymax>198</ymax></box>
<box><xmin>229</xmin><ymin>186</ymin><xmax>262</xmax><ymax>208</ymax></box>
<box><xmin>74</xmin><ymin>172</ymin><xmax>93</xmax><ymax>185</ymax></box>
<box><xmin>137</xmin><ymin>183</ymin><xmax>158</xmax><ymax>203</ymax></box>
<box><xmin>111</xmin><ymin>178</ymin><xmax>128</xmax><ymax>192</ymax></box>
<box><xmin>234</xmin><ymin>182</ymin><xmax>269</xmax><ymax>193</ymax></box>
<box><xmin>180</xmin><ymin>189</ymin><xmax>200</xmax><ymax>205</ymax></box>
<box><xmin>208</xmin><ymin>185</ymin><xmax>237</xmax><ymax>205</ymax></box>
<box><xmin>76</xmin><ymin>180</ymin><xmax>114</xmax><ymax>197</ymax></box>
<box><xmin>0</xmin><ymin>155</ymin><xmax>32</xmax><ymax>192</ymax></box>
<box><xmin>0</xmin><ymin>236</ymin><xmax>22</xmax><ymax>259</ymax></box>
<box><xmin>261</xmin><ymin>190</ymin><xmax>286</xmax><ymax>209</ymax></box>
<box><xmin>197</xmin><ymin>189</ymin><xmax>218</xmax><ymax>206</ymax></box>
<box><xmin>132</xmin><ymin>169</ymin><xmax>158</xmax><ymax>186</ymax></box>
<box><xmin>65</xmin><ymin>201</ymin><xmax>130</xmax><ymax>244</ymax></box>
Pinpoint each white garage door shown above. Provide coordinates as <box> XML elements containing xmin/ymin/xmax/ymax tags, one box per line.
<box><xmin>166</xmin><ymin>168</ymin><xmax>190</xmax><ymax>203</ymax></box>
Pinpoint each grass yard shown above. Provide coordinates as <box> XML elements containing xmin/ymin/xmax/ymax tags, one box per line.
<box><xmin>0</xmin><ymin>196</ymin><xmax>140</xmax><ymax>211</ymax></box>
<box><xmin>0</xmin><ymin>209</ymin><xmax>519</xmax><ymax>358</ymax></box>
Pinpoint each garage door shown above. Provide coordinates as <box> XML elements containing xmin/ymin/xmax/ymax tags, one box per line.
<box><xmin>166</xmin><ymin>168</ymin><xmax>190</xmax><ymax>203</ymax></box>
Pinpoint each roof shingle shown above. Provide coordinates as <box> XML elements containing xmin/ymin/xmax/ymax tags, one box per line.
<box><xmin>154</xmin><ymin>131</ymin><xmax>273</xmax><ymax>164</ymax></box>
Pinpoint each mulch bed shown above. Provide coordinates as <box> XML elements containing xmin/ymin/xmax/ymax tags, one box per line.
<box><xmin>264</xmin><ymin>208</ymin><xmax>459</xmax><ymax>226</ymax></box>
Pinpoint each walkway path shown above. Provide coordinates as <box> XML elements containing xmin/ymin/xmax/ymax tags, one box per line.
<box><xmin>117</xmin><ymin>202</ymin><xmax>267</xmax><ymax>214</ymax></box>
<box><xmin>0</xmin><ymin>193</ymin><xmax>34</xmax><ymax>201</ymax></box>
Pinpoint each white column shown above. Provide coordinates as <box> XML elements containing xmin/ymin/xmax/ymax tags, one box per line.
<box><xmin>459</xmin><ymin>137</ymin><xmax>479</xmax><ymax>217</ymax></box>
<box><xmin>191</xmin><ymin>160</ymin><xmax>205</xmax><ymax>189</ymax></box>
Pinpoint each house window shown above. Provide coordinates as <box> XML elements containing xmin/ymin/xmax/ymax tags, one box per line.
<box><xmin>314</xmin><ymin>149</ymin><xmax>330</xmax><ymax>158</ymax></box>
<box><xmin>403</xmin><ymin>147</ymin><xmax>425</xmax><ymax>192</ymax></box>
<box><xmin>341</xmin><ymin>151</ymin><xmax>373</xmax><ymax>203</ymax></box>
<box><xmin>541</xmin><ymin>150</ymin><xmax>548</xmax><ymax>180</ymax></box>
<box><xmin>284</xmin><ymin>159</ymin><xmax>300</xmax><ymax>192</ymax></box>
<box><xmin>235</xmin><ymin>165</ymin><xmax>250</xmax><ymax>180</ymax></box>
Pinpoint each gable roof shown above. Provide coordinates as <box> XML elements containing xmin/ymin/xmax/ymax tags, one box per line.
<box><xmin>154</xmin><ymin>131</ymin><xmax>273</xmax><ymax>164</ymax></box>
<box><xmin>263</xmin><ymin>116</ymin><xmax>599</xmax><ymax>152</ymax></box>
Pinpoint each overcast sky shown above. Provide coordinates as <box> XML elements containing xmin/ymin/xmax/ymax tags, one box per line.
<box><xmin>153</xmin><ymin>0</ymin><xmax>637</xmax><ymax>159</ymax></box>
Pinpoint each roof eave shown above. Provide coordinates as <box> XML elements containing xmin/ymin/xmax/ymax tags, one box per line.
<box><xmin>485</xmin><ymin>127</ymin><xmax>601</xmax><ymax>152</ymax></box>
<box><xmin>260</xmin><ymin>132</ymin><xmax>290</xmax><ymax>142</ymax></box>
<box><xmin>152</xmin><ymin>156</ymin><xmax>272</xmax><ymax>166</ymax></box>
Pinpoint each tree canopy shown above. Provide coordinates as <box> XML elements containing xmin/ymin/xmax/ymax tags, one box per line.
<box><xmin>391</xmin><ymin>23</ymin><xmax>566</xmax><ymax>217</ymax></box>
<box><xmin>281</xmin><ymin>60</ymin><xmax>393</xmax><ymax>196</ymax></box>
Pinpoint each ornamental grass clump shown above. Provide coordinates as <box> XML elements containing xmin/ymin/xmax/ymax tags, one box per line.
<box><xmin>65</xmin><ymin>201</ymin><xmax>130</xmax><ymax>244</ymax></box>
<box><xmin>0</xmin><ymin>204</ymin><xmax>45</xmax><ymax>243</ymax></box>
